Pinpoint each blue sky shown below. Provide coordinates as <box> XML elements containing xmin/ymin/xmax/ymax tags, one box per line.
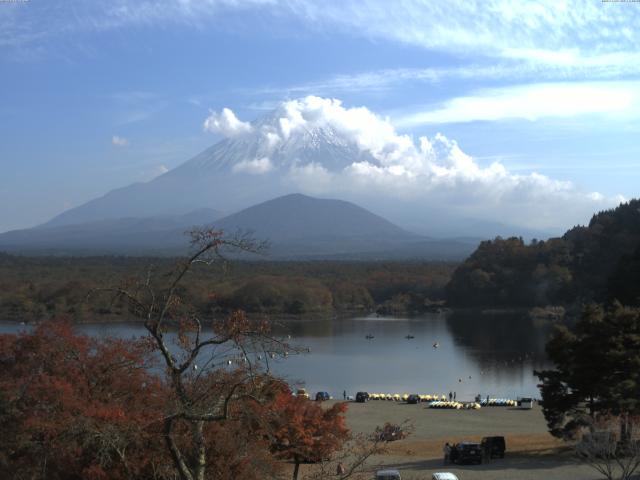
<box><xmin>1</xmin><ymin>0</ymin><xmax>639</xmax><ymax>232</ymax></box>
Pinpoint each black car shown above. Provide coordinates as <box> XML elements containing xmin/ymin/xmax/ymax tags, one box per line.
<box><xmin>407</xmin><ymin>394</ymin><xmax>421</xmax><ymax>404</ymax></box>
<box><xmin>355</xmin><ymin>391</ymin><xmax>370</xmax><ymax>403</ymax></box>
<box><xmin>315</xmin><ymin>391</ymin><xmax>331</xmax><ymax>401</ymax></box>
<box><xmin>452</xmin><ymin>442</ymin><xmax>483</xmax><ymax>465</ymax></box>
<box><xmin>481</xmin><ymin>436</ymin><xmax>506</xmax><ymax>459</ymax></box>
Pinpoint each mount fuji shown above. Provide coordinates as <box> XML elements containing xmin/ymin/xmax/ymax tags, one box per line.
<box><xmin>0</xmin><ymin>98</ymin><xmax>549</xmax><ymax>256</ymax></box>
<box><xmin>45</xmin><ymin>108</ymin><xmax>376</xmax><ymax>229</ymax></box>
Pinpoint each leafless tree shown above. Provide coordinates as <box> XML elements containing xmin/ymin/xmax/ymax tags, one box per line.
<box><xmin>304</xmin><ymin>422</ymin><xmax>413</xmax><ymax>480</ymax></box>
<box><xmin>93</xmin><ymin>228</ymin><xmax>298</xmax><ymax>480</ymax></box>
<box><xmin>575</xmin><ymin>414</ymin><xmax>640</xmax><ymax>480</ymax></box>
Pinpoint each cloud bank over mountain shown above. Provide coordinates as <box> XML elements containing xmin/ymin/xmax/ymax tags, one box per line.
<box><xmin>203</xmin><ymin>96</ymin><xmax>623</xmax><ymax>231</ymax></box>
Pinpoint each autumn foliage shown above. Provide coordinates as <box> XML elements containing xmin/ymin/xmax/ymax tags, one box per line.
<box><xmin>0</xmin><ymin>321</ymin><xmax>287</xmax><ymax>479</ymax></box>
<box><xmin>264</xmin><ymin>393</ymin><xmax>350</xmax><ymax>479</ymax></box>
<box><xmin>0</xmin><ymin>232</ymin><xmax>356</xmax><ymax>479</ymax></box>
<box><xmin>0</xmin><ymin>319</ymin><xmax>165</xmax><ymax>479</ymax></box>
<box><xmin>0</xmin><ymin>319</ymin><xmax>355</xmax><ymax>479</ymax></box>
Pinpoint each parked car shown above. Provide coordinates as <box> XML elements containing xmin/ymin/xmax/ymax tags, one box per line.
<box><xmin>481</xmin><ymin>436</ymin><xmax>506</xmax><ymax>459</ymax></box>
<box><xmin>518</xmin><ymin>397</ymin><xmax>533</xmax><ymax>409</ymax></box>
<box><xmin>315</xmin><ymin>391</ymin><xmax>331</xmax><ymax>401</ymax></box>
<box><xmin>452</xmin><ymin>442</ymin><xmax>483</xmax><ymax>464</ymax></box>
<box><xmin>406</xmin><ymin>394</ymin><xmax>421</xmax><ymax>404</ymax></box>
<box><xmin>295</xmin><ymin>388</ymin><xmax>310</xmax><ymax>399</ymax></box>
<box><xmin>375</xmin><ymin>469</ymin><xmax>401</xmax><ymax>480</ymax></box>
<box><xmin>355</xmin><ymin>391</ymin><xmax>370</xmax><ymax>403</ymax></box>
<box><xmin>431</xmin><ymin>474</ymin><xmax>459</xmax><ymax>480</ymax></box>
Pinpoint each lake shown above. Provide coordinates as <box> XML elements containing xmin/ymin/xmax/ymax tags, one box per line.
<box><xmin>0</xmin><ymin>310</ymin><xmax>551</xmax><ymax>401</ymax></box>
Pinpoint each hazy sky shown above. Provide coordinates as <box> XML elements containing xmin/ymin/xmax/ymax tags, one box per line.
<box><xmin>1</xmin><ymin>1</ymin><xmax>640</xmax><ymax>232</ymax></box>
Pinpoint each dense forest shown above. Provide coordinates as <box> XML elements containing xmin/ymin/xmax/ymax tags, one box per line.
<box><xmin>0</xmin><ymin>254</ymin><xmax>455</xmax><ymax>322</ymax></box>
<box><xmin>446</xmin><ymin>199</ymin><xmax>640</xmax><ymax>308</ymax></box>
<box><xmin>3</xmin><ymin>199</ymin><xmax>638</xmax><ymax>322</ymax></box>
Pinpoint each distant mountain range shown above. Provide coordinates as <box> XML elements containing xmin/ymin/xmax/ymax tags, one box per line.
<box><xmin>0</xmin><ymin>194</ymin><xmax>479</xmax><ymax>259</ymax></box>
<box><xmin>0</xmin><ymin>104</ymin><xmax>551</xmax><ymax>258</ymax></box>
<box><xmin>36</xmin><ymin>104</ymin><xmax>551</xmax><ymax>238</ymax></box>
<box><xmin>0</xmin><ymin>208</ymin><xmax>222</xmax><ymax>255</ymax></box>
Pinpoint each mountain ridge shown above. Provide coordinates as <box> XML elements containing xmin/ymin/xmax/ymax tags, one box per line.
<box><xmin>0</xmin><ymin>194</ymin><xmax>478</xmax><ymax>259</ymax></box>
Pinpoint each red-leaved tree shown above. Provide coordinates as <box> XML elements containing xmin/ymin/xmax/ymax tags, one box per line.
<box><xmin>0</xmin><ymin>319</ymin><xmax>166</xmax><ymax>479</ymax></box>
<box><xmin>0</xmin><ymin>319</ymin><xmax>289</xmax><ymax>480</ymax></box>
<box><xmin>265</xmin><ymin>392</ymin><xmax>350</xmax><ymax>480</ymax></box>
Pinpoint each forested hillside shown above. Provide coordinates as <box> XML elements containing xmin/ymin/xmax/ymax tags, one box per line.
<box><xmin>0</xmin><ymin>255</ymin><xmax>454</xmax><ymax>321</ymax></box>
<box><xmin>446</xmin><ymin>199</ymin><xmax>640</xmax><ymax>307</ymax></box>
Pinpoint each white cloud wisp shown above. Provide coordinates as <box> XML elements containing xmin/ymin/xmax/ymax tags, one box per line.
<box><xmin>395</xmin><ymin>81</ymin><xmax>640</xmax><ymax>126</ymax></box>
<box><xmin>205</xmin><ymin>96</ymin><xmax>624</xmax><ymax>230</ymax></box>
<box><xmin>111</xmin><ymin>135</ymin><xmax>129</xmax><ymax>147</ymax></box>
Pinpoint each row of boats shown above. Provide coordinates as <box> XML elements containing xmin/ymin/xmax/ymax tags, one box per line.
<box><xmin>366</xmin><ymin>393</ymin><xmax>519</xmax><ymax>408</ymax></box>
<box><xmin>367</xmin><ymin>393</ymin><xmax>447</xmax><ymax>401</ymax></box>
<box><xmin>480</xmin><ymin>398</ymin><xmax>519</xmax><ymax>407</ymax></box>
<box><xmin>429</xmin><ymin>401</ymin><xmax>481</xmax><ymax>410</ymax></box>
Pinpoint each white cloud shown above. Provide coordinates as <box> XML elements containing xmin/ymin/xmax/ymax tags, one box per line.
<box><xmin>395</xmin><ymin>81</ymin><xmax>640</xmax><ymax>126</ymax></box>
<box><xmin>287</xmin><ymin>162</ymin><xmax>333</xmax><ymax>193</ymax></box>
<box><xmin>7</xmin><ymin>1</ymin><xmax>640</xmax><ymax>69</ymax></box>
<box><xmin>204</xmin><ymin>107</ymin><xmax>253</xmax><ymax>137</ymax></box>
<box><xmin>215</xmin><ymin>96</ymin><xmax>622</xmax><ymax>229</ymax></box>
<box><xmin>232</xmin><ymin>157</ymin><xmax>273</xmax><ymax>174</ymax></box>
<box><xmin>111</xmin><ymin>135</ymin><xmax>129</xmax><ymax>147</ymax></box>
<box><xmin>286</xmin><ymin>1</ymin><xmax>636</xmax><ymax>64</ymax></box>
<box><xmin>251</xmin><ymin>55</ymin><xmax>640</xmax><ymax>99</ymax></box>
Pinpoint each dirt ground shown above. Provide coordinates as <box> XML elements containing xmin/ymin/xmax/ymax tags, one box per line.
<box><xmin>305</xmin><ymin>400</ymin><xmax>620</xmax><ymax>480</ymax></box>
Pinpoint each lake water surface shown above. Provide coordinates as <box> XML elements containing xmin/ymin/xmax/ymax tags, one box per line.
<box><xmin>0</xmin><ymin>310</ymin><xmax>551</xmax><ymax>401</ymax></box>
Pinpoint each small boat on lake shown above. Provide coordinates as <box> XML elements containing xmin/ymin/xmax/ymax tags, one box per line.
<box><xmin>365</xmin><ymin>334</ymin><xmax>375</xmax><ymax>339</ymax></box>
<box><xmin>405</xmin><ymin>334</ymin><xmax>415</xmax><ymax>339</ymax></box>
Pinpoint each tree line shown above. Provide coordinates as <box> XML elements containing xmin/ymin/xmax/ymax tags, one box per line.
<box><xmin>0</xmin><ymin>254</ymin><xmax>455</xmax><ymax>322</ymax></box>
<box><xmin>446</xmin><ymin>199</ymin><xmax>640</xmax><ymax>308</ymax></box>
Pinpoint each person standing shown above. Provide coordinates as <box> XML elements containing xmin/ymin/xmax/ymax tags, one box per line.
<box><xmin>449</xmin><ymin>391</ymin><xmax>453</xmax><ymax>401</ymax></box>
<box><xmin>443</xmin><ymin>442</ymin><xmax>452</xmax><ymax>465</ymax></box>
<box><xmin>454</xmin><ymin>391</ymin><xmax>456</xmax><ymax>401</ymax></box>
<box><xmin>343</xmin><ymin>390</ymin><xmax>346</xmax><ymax>400</ymax></box>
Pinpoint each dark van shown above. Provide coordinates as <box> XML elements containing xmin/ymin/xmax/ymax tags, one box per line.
<box><xmin>355</xmin><ymin>391</ymin><xmax>370</xmax><ymax>403</ymax></box>
<box><xmin>481</xmin><ymin>436</ymin><xmax>506</xmax><ymax>459</ymax></box>
<box><xmin>315</xmin><ymin>391</ymin><xmax>331</xmax><ymax>401</ymax></box>
<box><xmin>452</xmin><ymin>442</ymin><xmax>482</xmax><ymax>464</ymax></box>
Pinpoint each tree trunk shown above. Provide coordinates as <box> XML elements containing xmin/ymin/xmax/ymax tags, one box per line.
<box><xmin>164</xmin><ymin>418</ymin><xmax>194</xmax><ymax>480</ymax></box>
<box><xmin>193</xmin><ymin>420</ymin><xmax>206</xmax><ymax>480</ymax></box>
<box><xmin>292</xmin><ymin>456</ymin><xmax>300</xmax><ymax>480</ymax></box>
<box><xmin>620</xmin><ymin>413</ymin><xmax>630</xmax><ymax>447</ymax></box>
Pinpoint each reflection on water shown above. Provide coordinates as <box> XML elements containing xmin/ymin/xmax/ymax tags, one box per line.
<box><xmin>270</xmin><ymin>311</ymin><xmax>551</xmax><ymax>400</ymax></box>
<box><xmin>0</xmin><ymin>310</ymin><xmax>553</xmax><ymax>400</ymax></box>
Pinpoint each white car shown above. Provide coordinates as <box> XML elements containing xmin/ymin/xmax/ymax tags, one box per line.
<box><xmin>375</xmin><ymin>469</ymin><xmax>401</xmax><ymax>480</ymax></box>
<box><xmin>519</xmin><ymin>397</ymin><xmax>533</xmax><ymax>409</ymax></box>
<box><xmin>432</xmin><ymin>473</ymin><xmax>459</xmax><ymax>480</ymax></box>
